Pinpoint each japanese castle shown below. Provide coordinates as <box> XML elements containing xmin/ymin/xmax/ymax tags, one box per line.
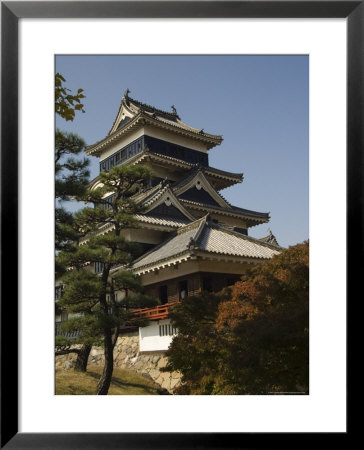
<box><xmin>85</xmin><ymin>90</ymin><xmax>281</xmax><ymax>352</ymax></box>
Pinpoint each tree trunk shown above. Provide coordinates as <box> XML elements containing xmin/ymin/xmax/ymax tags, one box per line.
<box><xmin>96</xmin><ymin>329</ymin><xmax>114</xmax><ymax>395</ymax></box>
<box><xmin>74</xmin><ymin>343</ymin><xmax>92</xmax><ymax>372</ymax></box>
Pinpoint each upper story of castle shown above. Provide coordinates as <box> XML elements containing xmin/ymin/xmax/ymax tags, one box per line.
<box><xmin>85</xmin><ymin>91</ymin><xmax>270</xmax><ymax>234</ymax></box>
<box><xmin>85</xmin><ymin>90</ymin><xmax>245</xmax><ymax>190</ymax></box>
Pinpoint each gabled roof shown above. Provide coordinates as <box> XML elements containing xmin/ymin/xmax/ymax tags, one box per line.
<box><xmin>259</xmin><ymin>230</ymin><xmax>280</xmax><ymax>247</ymax></box>
<box><xmin>172</xmin><ymin>168</ymin><xmax>231</xmax><ymax>209</ymax></box>
<box><xmin>179</xmin><ymin>198</ymin><xmax>270</xmax><ymax>227</ymax></box>
<box><xmin>139</xmin><ymin>183</ymin><xmax>196</xmax><ymax>222</ymax></box>
<box><xmin>86</xmin><ymin>91</ymin><xmax>223</xmax><ymax>156</ymax></box>
<box><xmin>171</xmin><ymin>171</ymin><xmax>269</xmax><ymax>226</ymax></box>
<box><xmin>88</xmin><ymin>168</ymin><xmax>268</xmax><ymax>227</ymax></box>
<box><xmin>108</xmin><ymin>89</ymin><xmax>182</xmax><ymax>135</ymax></box>
<box><xmin>131</xmin><ymin>150</ymin><xmax>243</xmax><ymax>189</ymax></box>
<box><xmin>132</xmin><ymin>215</ymin><xmax>281</xmax><ymax>273</ymax></box>
<box><xmin>134</xmin><ymin>214</ymin><xmax>190</xmax><ymax>229</ymax></box>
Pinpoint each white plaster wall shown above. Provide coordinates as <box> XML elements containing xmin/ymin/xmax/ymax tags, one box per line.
<box><xmin>139</xmin><ymin>319</ymin><xmax>176</xmax><ymax>352</ymax></box>
<box><xmin>144</xmin><ymin>125</ymin><xmax>209</xmax><ymax>152</ymax></box>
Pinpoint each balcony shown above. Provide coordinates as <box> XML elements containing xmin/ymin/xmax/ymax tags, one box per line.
<box><xmin>131</xmin><ymin>302</ymin><xmax>179</xmax><ymax>321</ymax></box>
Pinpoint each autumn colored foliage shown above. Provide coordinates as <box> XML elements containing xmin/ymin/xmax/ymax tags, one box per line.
<box><xmin>165</xmin><ymin>241</ymin><xmax>309</xmax><ymax>395</ymax></box>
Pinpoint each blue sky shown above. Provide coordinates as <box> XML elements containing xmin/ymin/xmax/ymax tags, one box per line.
<box><xmin>56</xmin><ymin>55</ymin><xmax>308</xmax><ymax>248</ymax></box>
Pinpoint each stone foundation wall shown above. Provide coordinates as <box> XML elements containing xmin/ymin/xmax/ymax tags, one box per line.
<box><xmin>55</xmin><ymin>331</ymin><xmax>182</xmax><ymax>393</ymax></box>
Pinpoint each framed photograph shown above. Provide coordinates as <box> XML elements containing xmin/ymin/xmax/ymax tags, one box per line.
<box><xmin>1</xmin><ymin>1</ymin><xmax>357</xmax><ymax>447</ymax></box>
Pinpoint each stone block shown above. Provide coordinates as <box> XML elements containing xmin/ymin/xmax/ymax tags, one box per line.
<box><xmin>149</xmin><ymin>369</ymin><xmax>160</xmax><ymax>379</ymax></box>
<box><xmin>64</xmin><ymin>360</ymin><xmax>76</xmax><ymax>370</ymax></box>
<box><xmin>157</xmin><ymin>357</ymin><xmax>168</xmax><ymax>369</ymax></box>
<box><xmin>170</xmin><ymin>377</ymin><xmax>180</xmax><ymax>389</ymax></box>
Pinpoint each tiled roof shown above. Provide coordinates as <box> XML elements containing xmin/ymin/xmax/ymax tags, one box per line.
<box><xmin>198</xmin><ymin>227</ymin><xmax>279</xmax><ymax>258</ymax></box>
<box><xmin>132</xmin><ymin>215</ymin><xmax>280</xmax><ymax>271</ymax></box>
<box><xmin>82</xmin><ymin>93</ymin><xmax>223</xmax><ymax>156</ymax></box>
<box><xmin>132</xmin><ymin>225</ymin><xmax>199</xmax><ymax>270</ymax></box>
<box><xmin>172</xmin><ymin>168</ymin><xmax>232</xmax><ymax>207</ymax></box>
<box><xmin>180</xmin><ymin>198</ymin><xmax>269</xmax><ymax>223</ymax></box>
<box><xmin>134</xmin><ymin>214</ymin><xmax>190</xmax><ymax>228</ymax></box>
<box><xmin>117</xmin><ymin>94</ymin><xmax>223</xmax><ymax>141</ymax></box>
<box><xmin>87</xmin><ymin>150</ymin><xmax>243</xmax><ymax>190</ymax></box>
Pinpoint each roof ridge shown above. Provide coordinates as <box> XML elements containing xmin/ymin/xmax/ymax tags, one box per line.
<box><xmin>131</xmin><ymin>215</ymin><xmax>206</xmax><ymax>269</ymax></box>
<box><xmin>173</xmin><ymin>167</ymin><xmax>232</xmax><ymax>208</ymax></box>
<box><xmin>131</xmin><ymin>229</ymin><xmax>181</xmax><ymax>266</ymax></box>
<box><xmin>258</xmin><ymin>229</ymin><xmax>280</xmax><ymax>247</ymax></box>
<box><xmin>190</xmin><ymin>214</ymin><xmax>211</xmax><ymax>248</ymax></box>
<box><xmin>142</xmin><ymin>183</ymin><xmax>169</xmax><ymax>207</ymax></box>
<box><xmin>179</xmin><ymin>199</ymin><xmax>269</xmax><ymax>221</ymax></box>
<box><xmin>176</xmin><ymin>214</ymin><xmax>209</xmax><ymax>236</ymax></box>
<box><xmin>212</xmin><ymin>222</ymin><xmax>282</xmax><ymax>250</ymax></box>
<box><xmin>127</xmin><ymin>95</ymin><xmax>180</xmax><ymax>120</ymax></box>
<box><xmin>171</xmin><ymin>167</ymin><xmax>200</xmax><ymax>191</ymax></box>
<box><xmin>132</xmin><ymin>181</ymin><xmax>163</xmax><ymax>203</ymax></box>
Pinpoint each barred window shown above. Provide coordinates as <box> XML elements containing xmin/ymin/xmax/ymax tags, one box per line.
<box><xmin>159</xmin><ymin>324</ymin><xmax>178</xmax><ymax>336</ymax></box>
<box><xmin>55</xmin><ymin>285</ymin><xmax>63</xmax><ymax>300</ymax></box>
<box><xmin>94</xmin><ymin>261</ymin><xmax>104</xmax><ymax>273</ymax></box>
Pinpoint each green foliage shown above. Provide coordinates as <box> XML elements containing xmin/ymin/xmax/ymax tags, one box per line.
<box><xmin>55</xmin><ymin>76</ymin><xmax>89</xmax><ymax>254</ymax></box>
<box><xmin>165</xmin><ymin>241</ymin><xmax>309</xmax><ymax>395</ymax></box>
<box><xmin>55</xmin><ymin>130</ymin><xmax>89</xmax><ymax>202</ymax></box>
<box><xmin>56</xmin><ymin>165</ymin><xmax>158</xmax><ymax>394</ymax></box>
<box><xmin>55</xmin><ymin>73</ymin><xmax>85</xmax><ymax>121</ymax></box>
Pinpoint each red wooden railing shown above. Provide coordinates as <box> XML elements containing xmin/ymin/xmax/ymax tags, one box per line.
<box><xmin>131</xmin><ymin>301</ymin><xmax>179</xmax><ymax>321</ymax></box>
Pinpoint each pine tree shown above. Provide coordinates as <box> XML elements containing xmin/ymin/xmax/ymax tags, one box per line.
<box><xmin>55</xmin><ymin>74</ymin><xmax>91</xmax><ymax>368</ymax></box>
<box><xmin>55</xmin><ymin>129</ymin><xmax>90</xmax><ymax>254</ymax></box>
<box><xmin>56</xmin><ymin>164</ymin><xmax>159</xmax><ymax>394</ymax></box>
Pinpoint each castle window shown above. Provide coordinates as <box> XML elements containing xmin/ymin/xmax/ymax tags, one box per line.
<box><xmin>95</xmin><ymin>261</ymin><xmax>104</xmax><ymax>274</ymax></box>
<box><xmin>159</xmin><ymin>324</ymin><xmax>178</xmax><ymax>336</ymax></box>
<box><xmin>159</xmin><ymin>285</ymin><xmax>168</xmax><ymax>304</ymax></box>
<box><xmin>55</xmin><ymin>285</ymin><xmax>63</xmax><ymax>300</ymax></box>
<box><xmin>179</xmin><ymin>280</ymin><xmax>188</xmax><ymax>300</ymax></box>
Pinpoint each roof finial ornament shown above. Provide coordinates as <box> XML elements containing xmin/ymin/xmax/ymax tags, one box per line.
<box><xmin>171</xmin><ymin>105</ymin><xmax>177</xmax><ymax>114</ymax></box>
<box><xmin>124</xmin><ymin>88</ymin><xmax>130</xmax><ymax>99</ymax></box>
<box><xmin>199</xmin><ymin>128</ymin><xmax>204</xmax><ymax>134</ymax></box>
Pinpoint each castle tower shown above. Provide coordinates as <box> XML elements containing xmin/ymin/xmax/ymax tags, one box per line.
<box><xmin>85</xmin><ymin>91</ymin><xmax>280</xmax><ymax>352</ymax></box>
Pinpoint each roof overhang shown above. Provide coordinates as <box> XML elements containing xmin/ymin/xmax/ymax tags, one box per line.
<box><xmin>132</xmin><ymin>248</ymin><xmax>272</xmax><ymax>276</ymax></box>
<box><xmin>179</xmin><ymin>199</ymin><xmax>270</xmax><ymax>227</ymax></box>
<box><xmin>86</xmin><ymin>112</ymin><xmax>222</xmax><ymax>157</ymax></box>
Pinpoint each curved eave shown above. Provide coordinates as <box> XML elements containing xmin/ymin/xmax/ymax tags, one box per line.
<box><xmin>90</xmin><ymin>151</ymin><xmax>244</xmax><ymax>193</ymax></box>
<box><xmin>109</xmin><ymin>96</ymin><xmax>183</xmax><ymax>136</ymax></box>
<box><xmin>204</xmin><ymin>168</ymin><xmax>243</xmax><ymax>190</ymax></box>
<box><xmin>179</xmin><ymin>199</ymin><xmax>270</xmax><ymax>226</ymax></box>
<box><xmin>85</xmin><ymin>113</ymin><xmax>144</xmax><ymax>156</ymax></box>
<box><xmin>79</xmin><ymin>217</ymin><xmax>184</xmax><ymax>246</ymax></box>
<box><xmin>85</xmin><ymin>112</ymin><xmax>222</xmax><ymax>157</ymax></box>
<box><xmin>132</xmin><ymin>248</ymin><xmax>276</xmax><ymax>275</ymax></box>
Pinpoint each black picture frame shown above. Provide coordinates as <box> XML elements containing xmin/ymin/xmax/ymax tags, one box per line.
<box><xmin>1</xmin><ymin>1</ymin><xmax>357</xmax><ymax>448</ymax></box>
